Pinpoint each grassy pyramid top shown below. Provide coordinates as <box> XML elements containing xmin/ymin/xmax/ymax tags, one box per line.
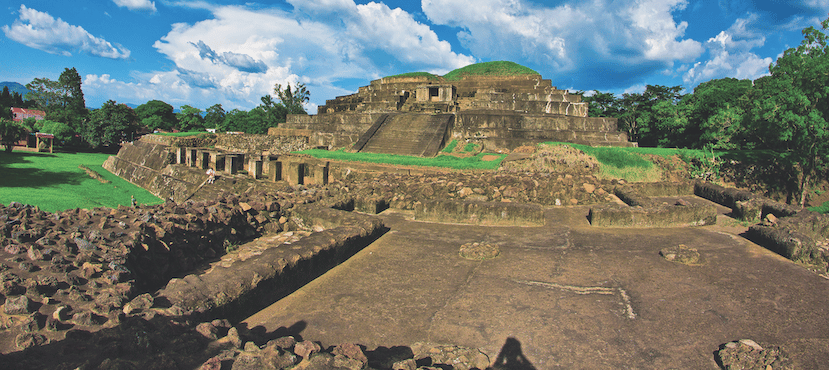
<box><xmin>385</xmin><ymin>61</ymin><xmax>539</xmax><ymax>81</ymax></box>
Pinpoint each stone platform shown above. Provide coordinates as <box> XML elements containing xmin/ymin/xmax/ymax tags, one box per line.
<box><xmin>244</xmin><ymin>207</ymin><xmax>829</xmax><ymax>369</ymax></box>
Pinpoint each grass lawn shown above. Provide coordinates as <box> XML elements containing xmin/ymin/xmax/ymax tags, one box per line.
<box><xmin>0</xmin><ymin>150</ymin><xmax>162</xmax><ymax>213</ymax></box>
<box><xmin>295</xmin><ymin>148</ymin><xmax>507</xmax><ymax>170</ymax></box>
<box><xmin>809</xmin><ymin>200</ymin><xmax>829</xmax><ymax>214</ymax></box>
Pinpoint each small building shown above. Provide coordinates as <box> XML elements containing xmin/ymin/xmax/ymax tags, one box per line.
<box><xmin>10</xmin><ymin>107</ymin><xmax>46</xmax><ymax>122</ymax></box>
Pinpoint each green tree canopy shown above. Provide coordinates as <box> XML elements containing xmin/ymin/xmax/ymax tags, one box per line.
<box><xmin>135</xmin><ymin>100</ymin><xmax>178</xmax><ymax>132</ymax></box>
<box><xmin>274</xmin><ymin>82</ymin><xmax>310</xmax><ymax>115</ymax></box>
<box><xmin>25</xmin><ymin>67</ymin><xmax>88</xmax><ymax>130</ymax></box>
<box><xmin>0</xmin><ymin>119</ymin><xmax>26</xmax><ymax>152</ymax></box>
<box><xmin>205</xmin><ymin>104</ymin><xmax>225</xmax><ymax>129</ymax></box>
<box><xmin>580</xmin><ymin>90</ymin><xmax>619</xmax><ymax>118</ymax></box>
<box><xmin>745</xmin><ymin>16</ymin><xmax>829</xmax><ymax>205</ymax></box>
<box><xmin>683</xmin><ymin>78</ymin><xmax>752</xmax><ymax>149</ymax></box>
<box><xmin>37</xmin><ymin>119</ymin><xmax>75</xmax><ymax>145</ymax></box>
<box><xmin>82</xmin><ymin>100</ymin><xmax>138</xmax><ymax>151</ymax></box>
<box><xmin>176</xmin><ymin>105</ymin><xmax>205</xmax><ymax>131</ymax></box>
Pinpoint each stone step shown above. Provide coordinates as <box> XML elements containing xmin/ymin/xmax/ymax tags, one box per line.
<box><xmin>359</xmin><ymin>113</ymin><xmax>451</xmax><ymax>157</ymax></box>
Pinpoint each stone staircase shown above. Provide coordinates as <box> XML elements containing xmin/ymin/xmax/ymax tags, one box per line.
<box><xmin>357</xmin><ymin>113</ymin><xmax>453</xmax><ymax>157</ymax></box>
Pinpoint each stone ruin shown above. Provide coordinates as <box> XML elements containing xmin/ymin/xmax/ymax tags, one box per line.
<box><xmin>273</xmin><ymin>73</ymin><xmax>633</xmax><ymax>156</ymax></box>
<box><xmin>5</xmin><ymin>70</ymin><xmax>829</xmax><ymax>369</ymax></box>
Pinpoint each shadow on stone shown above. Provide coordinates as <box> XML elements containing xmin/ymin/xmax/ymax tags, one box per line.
<box><xmin>489</xmin><ymin>337</ymin><xmax>536</xmax><ymax>370</ymax></box>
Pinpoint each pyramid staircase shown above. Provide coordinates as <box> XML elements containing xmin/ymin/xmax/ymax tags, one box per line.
<box><xmin>353</xmin><ymin>113</ymin><xmax>453</xmax><ymax>157</ymax></box>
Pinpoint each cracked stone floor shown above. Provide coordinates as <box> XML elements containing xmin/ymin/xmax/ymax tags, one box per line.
<box><xmin>243</xmin><ymin>203</ymin><xmax>829</xmax><ymax>369</ymax></box>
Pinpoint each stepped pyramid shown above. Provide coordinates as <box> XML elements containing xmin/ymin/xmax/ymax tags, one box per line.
<box><xmin>275</xmin><ymin>62</ymin><xmax>634</xmax><ymax>156</ymax></box>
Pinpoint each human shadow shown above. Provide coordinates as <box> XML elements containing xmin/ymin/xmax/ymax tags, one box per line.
<box><xmin>488</xmin><ymin>337</ymin><xmax>537</xmax><ymax>370</ymax></box>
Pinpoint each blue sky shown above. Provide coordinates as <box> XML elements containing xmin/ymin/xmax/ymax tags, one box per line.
<box><xmin>2</xmin><ymin>0</ymin><xmax>828</xmax><ymax>112</ymax></box>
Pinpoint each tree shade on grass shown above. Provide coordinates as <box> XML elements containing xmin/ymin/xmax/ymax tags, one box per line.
<box><xmin>0</xmin><ymin>151</ymin><xmax>162</xmax><ymax>212</ymax></box>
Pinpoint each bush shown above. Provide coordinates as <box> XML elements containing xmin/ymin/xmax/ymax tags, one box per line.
<box><xmin>0</xmin><ymin>119</ymin><xmax>26</xmax><ymax>152</ymax></box>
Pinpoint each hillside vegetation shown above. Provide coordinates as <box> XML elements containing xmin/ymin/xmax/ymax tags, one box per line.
<box><xmin>385</xmin><ymin>61</ymin><xmax>539</xmax><ymax>81</ymax></box>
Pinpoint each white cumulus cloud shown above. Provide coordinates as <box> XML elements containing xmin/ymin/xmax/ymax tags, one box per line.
<box><xmin>683</xmin><ymin>14</ymin><xmax>773</xmax><ymax>86</ymax></box>
<box><xmin>1</xmin><ymin>5</ymin><xmax>130</xmax><ymax>59</ymax></box>
<box><xmin>113</xmin><ymin>0</ymin><xmax>157</xmax><ymax>12</ymax></box>
<box><xmin>139</xmin><ymin>1</ymin><xmax>474</xmax><ymax>109</ymax></box>
<box><xmin>421</xmin><ymin>0</ymin><xmax>703</xmax><ymax>75</ymax></box>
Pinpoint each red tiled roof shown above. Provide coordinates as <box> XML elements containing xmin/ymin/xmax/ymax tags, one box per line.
<box><xmin>10</xmin><ymin>107</ymin><xmax>46</xmax><ymax>121</ymax></box>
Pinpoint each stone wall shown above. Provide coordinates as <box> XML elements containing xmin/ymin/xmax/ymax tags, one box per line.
<box><xmin>588</xmin><ymin>182</ymin><xmax>718</xmax><ymax>227</ymax></box>
<box><xmin>214</xmin><ymin>134</ymin><xmax>308</xmax><ymax>154</ymax></box>
<box><xmin>453</xmin><ymin>111</ymin><xmax>630</xmax><ymax>151</ymax></box>
<box><xmin>414</xmin><ymin>200</ymin><xmax>545</xmax><ymax>226</ymax></box>
<box><xmin>102</xmin><ymin>141</ymin><xmax>198</xmax><ymax>202</ymax></box>
<box><xmin>155</xmin><ymin>204</ymin><xmax>385</xmax><ymax>321</ymax></box>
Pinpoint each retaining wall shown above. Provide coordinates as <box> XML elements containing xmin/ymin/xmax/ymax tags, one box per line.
<box><xmin>589</xmin><ymin>182</ymin><xmax>717</xmax><ymax>227</ymax></box>
<box><xmin>155</xmin><ymin>205</ymin><xmax>385</xmax><ymax>322</ymax></box>
<box><xmin>414</xmin><ymin>199</ymin><xmax>545</xmax><ymax>226</ymax></box>
<box><xmin>589</xmin><ymin>203</ymin><xmax>717</xmax><ymax>227</ymax></box>
<box><xmin>692</xmin><ymin>182</ymin><xmax>828</xmax><ymax>269</ymax></box>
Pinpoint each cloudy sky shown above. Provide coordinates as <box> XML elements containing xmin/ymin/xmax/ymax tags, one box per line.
<box><xmin>2</xmin><ymin>0</ymin><xmax>828</xmax><ymax>112</ymax></box>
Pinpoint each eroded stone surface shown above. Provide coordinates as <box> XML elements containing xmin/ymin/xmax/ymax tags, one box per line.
<box><xmin>716</xmin><ymin>339</ymin><xmax>793</xmax><ymax>369</ymax></box>
<box><xmin>659</xmin><ymin>244</ymin><xmax>704</xmax><ymax>265</ymax></box>
<box><xmin>458</xmin><ymin>242</ymin><xmax>500</xmax><ymax>260</ymax></box>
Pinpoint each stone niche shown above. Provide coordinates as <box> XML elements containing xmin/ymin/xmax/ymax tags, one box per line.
<box><xmin>416</xmin><ymin>84</ymin><xmax>455</xmax><ymax>103</ymax></box>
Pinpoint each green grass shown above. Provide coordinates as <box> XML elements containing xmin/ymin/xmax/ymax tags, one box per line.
<box><xmin>441</xmin><ymin>140</ymin><xmax>459</xmax><ymax>153</ymax></box>
<box><xmin>463</xmin><ymin>142</ymin><xmax>480</xmax><ymax>152</ymax></box>
<box><xmin>0</xmin><ymin>150</ymin><xmax>162</xmax><ymax>212</ymax></box>
<box><xmin>542</xmin><ymin>142</ymin><xmax>720</xmax><ymax>182</ymax></box>
<box><xmin>153</xmin><ymin>131</ymin><xmax>209</xmax><ymax>137</ymax></box>
<box><xmin>440</xmin><ymin>140</ymin><xmax>480</xmax><ymax>155</ymax></box>
<box><xmin>809</xmin><ymin>200</ymin><xmax>829</xmax><ymax>214</ymax></box>
<box><xmin>295</xmin><ymin>148</ymin><xmax>507</xmax><ymax>170</ymax></box>
<box><xmin>443</xmin><ymin>61</ymin><xmax>539</xmax><ymax>80</ymax></box>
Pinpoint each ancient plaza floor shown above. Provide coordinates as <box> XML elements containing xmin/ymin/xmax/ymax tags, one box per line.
<box><xmin>244</xmin><ymin>203</ymin><xmax>829</xmax><ymax>369</ymax></box>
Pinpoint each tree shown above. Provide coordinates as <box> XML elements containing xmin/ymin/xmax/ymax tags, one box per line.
<box><xmin>646</xmin><ymin>99</ymin><xmax>691</xmax><ymax>148</ymax></box>
<box><xmin>245</xmin><ymin>106</ymin><xmax>270</xmax><ymax>134</ymax></box>
<box><xmin>0</xmin><ymin>87</ymin><xmax>12</xmax><ymax>108</ymax></box>
<box><xmin>56</xmin><ymin>67</ymin><xmax>87</xmax><ymax>128</ymax></box>
<box><xmin>205</xmin><ymin>104</ymin><xmax>225</xmax><ymax>129</ymax></box>
<box><xmin>745</xmin><ymin>16</ymin><xmax>829</xmax><ymax>206</ymax></box>
<box><xmin>221</xmin><ymin>109</ymin><xmax>248</xmax><ymax>132</ymax></box>
<box><xmin>683</xmin><ymin>78</ymin><xmax>752</xmax><ymax>149</ymax></box>
<box><xmin>614</xmin><ymin>85</ymin><xmax>686</xmax><ymax>147</ymax></box>
<box><xmin>25</xmin><ymin>77</ymin><xmax>62</xmax><ymax>111</ymax></box>
<box><xmin>82</xmin><ymin>100</ymin><xmax>138</xmax><ymax>151</ymax></box>
<box><xmin>615</xmin><ymin>92</ymin><xmax>649</xmax><ymax>144</ymax></box>
<box><xmin>0</xmin><ymin>119</ymin><xmax>26</xmax><ymax>152</ymax></box>
<box><xmin>176</xmin><ymin>105</ymin><xmax>205</xmax><ymax>131</ymax></box>
<box><xmin>220</xmin><ymin>107</ymin><xmax>271</xmax><ymax>134</ymax></box>
<box><xmin>259</xmin><ymin>94</ymin><xmax>289</xmax><ymax>126</ymax></box>
<box><xmin>579</xmin><ymin>90</ymin><xmax>620</xmax><ymax>118</ymax></box>
<box><xmin>274</xmin><ymin>82</ymin><xmax>310</xmax><ymax>115</ymax></box>
<box><xmin>0</xmin><ymin>88</ymin><xmax>13</xmax><ymax>122</ymax></box>
<box><xmin>25</xmin><ymin>68</ymin><xmax>88</xmax><ymax>130</ymax></box>
<box><xmin>38</xmin><ymin>119</ymin><xmax>75</xmax><ymax>145</ymax></box>
<box><xmin>135</xmin><ymin>100</ymin><xmax>177</xmax><ymax>131</ymax></box>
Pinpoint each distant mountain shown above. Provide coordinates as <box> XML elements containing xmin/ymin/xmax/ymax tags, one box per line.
<box><xmin>0</xmin><ymin>82</ymin><xmax>29</xmax><ymax>96</ymax></box>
